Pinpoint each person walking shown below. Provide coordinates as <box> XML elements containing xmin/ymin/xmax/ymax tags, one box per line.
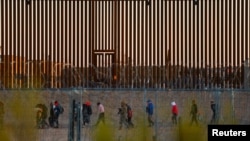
<box><xmin>52</xmin><ymin>101</ymin><xmax>63</xmax><ymax>128</ymax></box>
<box><xmin>146</xmin><ymin>99</ymin><xmax>154</xmax><ymax>127</ymax></box>
<box><xmin>82</xmin><ymin>101</ymin><xmax>92</xmax><ymax>127</ymax></box>
<box><xmin>190</xmin><ymin>99</ymin><xmax>198</xmax><ymax>126</ymax></box>
<box><xmin>171</xmin><ymin>101</ymin><xmax>178</xmax><ymax>125</ymax></box>
<box><xmin>118</xmin><ymin>101</ymin><xmax>128</xmax><ymax>130</ymax></box>
<box><xmin>95</xmin><ymin>102</ymin><xmax>105</xmax><ymax>126</ymax></box>
<box><xmin>126</xmin><ymin>103</ymin><xmax>134</xmax><ymax>128</ymax></box>
<box><xmin>210</xmin><ymin>100</ymin><xmax>217</xmax><ymax>124</ymax></box>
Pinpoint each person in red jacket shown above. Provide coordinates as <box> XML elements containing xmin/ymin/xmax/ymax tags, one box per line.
<box><xmin>171</xmin><ymin>101</ymin><xmax>178</xmax><ymax>125</ymax></box>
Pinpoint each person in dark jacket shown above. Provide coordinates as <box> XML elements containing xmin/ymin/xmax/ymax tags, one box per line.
<box><xmin>210</xmin><ymin>100</ymin><xmax>217</xmax><ymax>124</ymax></box>
<box><xmin>52</xmin><ymin>101</ymin><xmax>61</xmax><ymax>128</ymax></box>
<box><xmin>190</xmin><ymin>99</ymin><xmax>198</xmax><ymax>126</ymax></box>
<box><xmin>82</xmin><ymin>101</ymin><xmax>92</xmax><ymax>127</ymax></box>
<box><xmin>146</xmin><ymin>99</ymin><xmax>154</xmax><ymax>127</ymax></box>
<box><xmin>118</xmin><ymin>101</ymin><xmax>128</xmax><ymax>130</ymax></box>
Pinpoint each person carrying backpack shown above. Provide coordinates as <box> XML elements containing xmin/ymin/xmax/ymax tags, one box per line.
<box><xmin>82</xmin><ymin>101</ymin><xmax>92</xmax><ymax>127</ymax></box>
<box><xmin>52</xmin><ymin>101</ymin><xmax>63</xmax><ymax>128</ymax></box>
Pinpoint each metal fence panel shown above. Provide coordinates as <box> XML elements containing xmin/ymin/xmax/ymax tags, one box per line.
<box><xmin>0</xmin><ymin>0</ymin><xmax>250</xmax><ymax>89</ymax></box>
<box><xmin>1</xmin><ymin>89</ymin><xmax>250</xmax><ymax>141</ymax></box>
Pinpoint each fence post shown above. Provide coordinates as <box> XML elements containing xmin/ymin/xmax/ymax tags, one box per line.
<box><xmin>215</xmin><ymin>89</ymin><xmax>221</xmax><ymax>124</ymax></box>
<box><xmin>231</xmin><ymin>90</ymin><xmax>235</xmax><ymax>123</ymax></box>
<box><xmin>178</xmin><ymin>117</ymin><xmax>182</xmax><ymax>141</ymax></box>
<box><xmin>244</xmin><ymin>59</ymin><xmax>250</xmax><ymax>89</ymax></box>
<box><xmin>154</xmin><ymin>90</ymin><xmax>158</xmax><ymax>141</ymax></box>
<box><xmin>77</xmin><ymin>102</ymin><xmax>82</xmax><ymax>141</ymax></box>
<box><xmin>68</xmin><ymin>99</ymin><xmax>75</xmax><ymax>141</ymax></box>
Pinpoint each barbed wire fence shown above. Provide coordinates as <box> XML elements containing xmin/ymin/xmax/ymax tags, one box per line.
<box><xmin>1</xmin><ymin>59</ymin><xmax>250</xmax><ymax>90</ymax></box>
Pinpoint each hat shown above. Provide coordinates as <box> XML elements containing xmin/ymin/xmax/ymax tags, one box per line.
<box><xmin>54</xmin><ymin>101</ymin><xmax>58</xmax><ymax>106</ymax></box>
<box><xmin>147</xmin><ymin>99</ymin><xmax>151</xmax><ymax>103</ymax></box>
<box><xmin>85</xmin><ymin>101</ymin><xmax>91</xmax><ymax>106</ymax></box>
<box><xmin>171</xmin><ymin>101</ymin><xmax>176</xmax><ymax>106</ymax></box>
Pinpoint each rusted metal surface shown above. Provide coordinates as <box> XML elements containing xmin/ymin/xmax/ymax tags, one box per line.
<box><xmin>0</xmin><ymin>0</ymin><xmax>249</xmax><ymax>89</ymax></box>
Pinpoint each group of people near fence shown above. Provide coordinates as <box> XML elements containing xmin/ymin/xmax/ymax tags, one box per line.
<box><xmin>117</xmin><ymin>101</ymin><xmax>134</xmax><ymax>129</ymax></box>
<box><xmin>170</xmin><ymin>99</ymin><xmax>218</xmax><ymax>126</ymax></box>
<box><xmin>0</xmin><ymin>100</ymin><xmax>66</xmax><ymax>130</ymax></box>
<box><xmin>0</xmin><ymin>97</ymin><xmax>218</xmax><ymax>130</ymax></box>
<box><xmin>35</xmin><ymin>100</ymin><xmax>64</xmax><ymax>129</ymax></box>
<box><xmin>38</xmin><ymin>98</ymin><xmax>218</xmax><ymax>130</ymax></box>
<box><xmin>76</xmin><ymin>100</ymin><xmax>135</xmax><ymax>129</ymax></box>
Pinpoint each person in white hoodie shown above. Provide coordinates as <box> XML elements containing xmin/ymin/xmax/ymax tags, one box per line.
<box><xmin>171</xmin><ymin>101</ymin><xmax>178</xmax><ymax>125</ymax></box>
<box><xmin>95</xmin><ymin>102</ymin><xmax>105</xmax><ymax>126</ymax></box>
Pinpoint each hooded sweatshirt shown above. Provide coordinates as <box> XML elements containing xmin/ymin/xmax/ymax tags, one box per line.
<box><xmin>171</xmin><ymin>102</ymin><xmax>178</xmax><ymax>115</ymax></box>
<box><xmin>146</xmin><ymin>100</ymin><xmax>154</xmax><ymax>115</ymax></box>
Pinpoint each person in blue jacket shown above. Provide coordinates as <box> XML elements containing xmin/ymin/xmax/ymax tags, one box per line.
<box><xmin>146</xmin><ymin>99</ymin><xmax>154</xmax><ymax>127</ymax></box>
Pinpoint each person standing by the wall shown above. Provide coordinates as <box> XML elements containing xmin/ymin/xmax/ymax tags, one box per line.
<box><xmin>146</xmin><ymin>99</ymin><xmax>154</xmax><ymax>127</ymax></box>
<box><xmin>95</xmin><ymin>102</ymin><xmax>105</xmax><ymax>126</ymax></box>
<box><xmin>190</xmin><ymin>99</ymin><xmax>198</xmax><ymax>126</ymax></box>
<box><xmin>171</xmin><ymin>101</ymin><xmax>178</xmax><ymax>125</ymax></box>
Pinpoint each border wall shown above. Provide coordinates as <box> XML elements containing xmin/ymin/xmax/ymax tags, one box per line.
<box><xmin>1</xmin><ymin>89</ymin><xmax>250</xmax><ymax>141</ymax></box>
<box><xmin>0</xmin><ymin>0</ymin><xmax>250</xmax><ymax>89</ymax></box>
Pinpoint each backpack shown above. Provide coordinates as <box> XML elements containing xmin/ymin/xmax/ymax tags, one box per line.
<box><xmin>59</xmin><ymin>104</ymin><xmax>64</xmax><ymax>114</ymax></box>
<box><xmin>87</xmin><ymin>106</ymin><xmax>92</xmax><ymax>115</ymax></box>
<box><xmin>83</xmin><ymin>104</ymin><xmax>92</xmax><ymax>115</ymax></box>
<box><xmin>82</xmin><ymin>104</ymin><xmax>88</xmax><ymax>115</ymax></box>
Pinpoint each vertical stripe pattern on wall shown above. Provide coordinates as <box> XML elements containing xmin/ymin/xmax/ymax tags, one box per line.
<box><xmin>0</xmin><ymin>0</ymin><xmax>249</xmax><ymax>89</ymax></box>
